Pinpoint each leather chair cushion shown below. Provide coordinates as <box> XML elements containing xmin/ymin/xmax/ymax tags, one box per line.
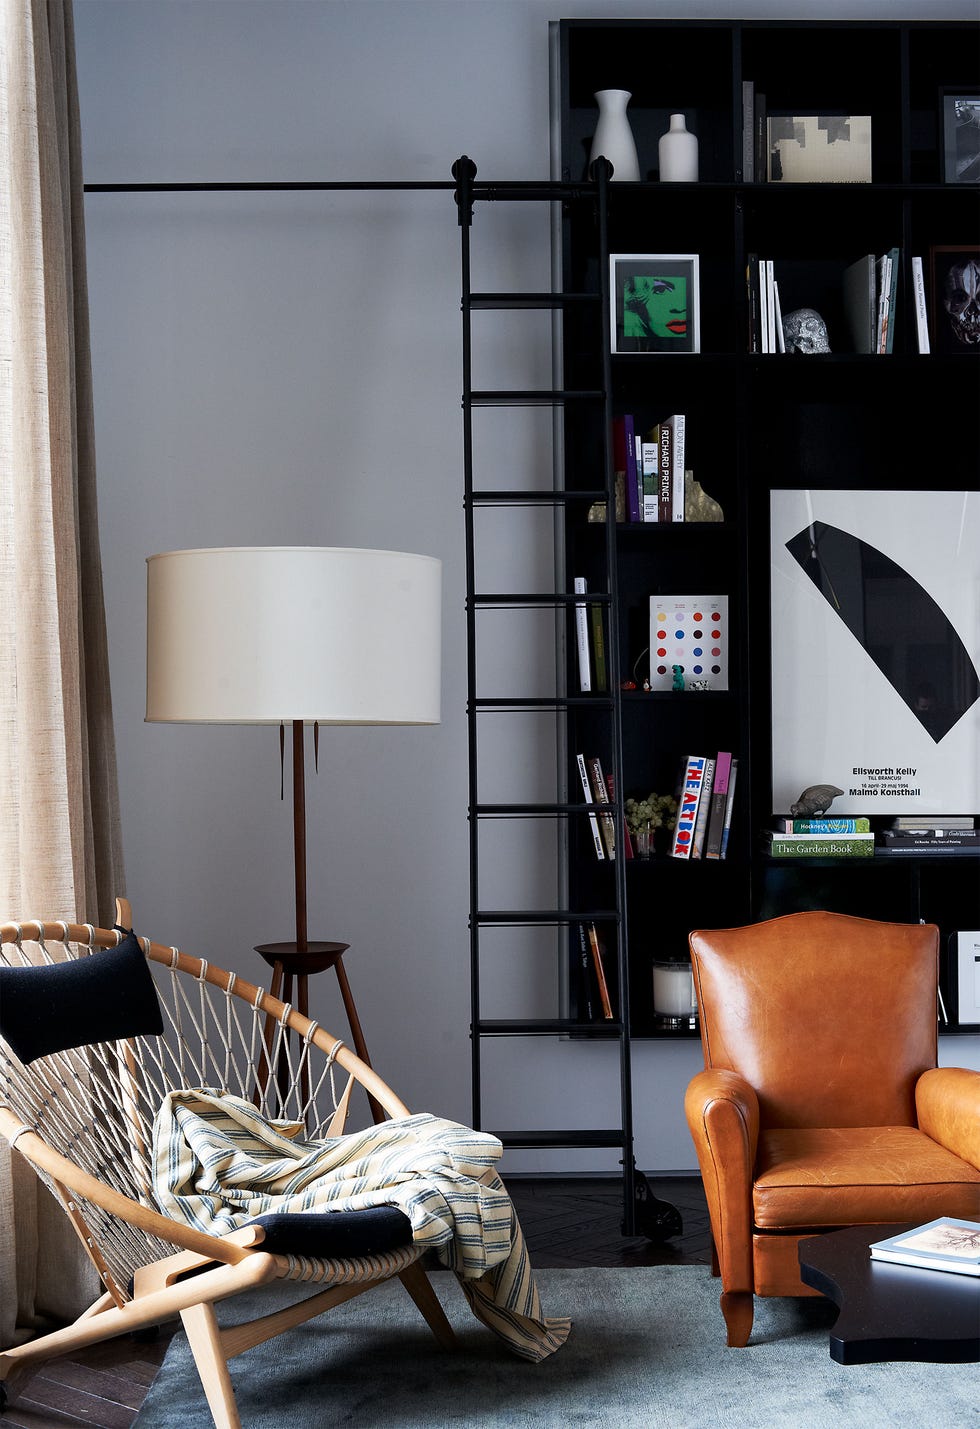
<box><xmin>753</xmin><ymin>1125</ymin><xmax>980</xmax><ymax>1229</ymax></box>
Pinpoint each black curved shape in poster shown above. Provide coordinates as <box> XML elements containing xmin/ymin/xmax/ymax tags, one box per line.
<box><xmin>785</xmin><ymin>521</ymin><xmax>980</xmax><ymax>743</ymax></box>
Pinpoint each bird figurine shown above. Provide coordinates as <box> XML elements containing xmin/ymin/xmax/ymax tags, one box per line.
<box><xmin>790</xmin><ymin>784</ymin><xmax>844</xmax><ymax>818</ymax></box>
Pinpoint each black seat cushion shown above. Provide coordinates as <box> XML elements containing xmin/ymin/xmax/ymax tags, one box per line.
<box><xmin>248</xmin><ymin>1206</ymin><xmax>414</xmax><ymax>1258</ymax></box>
<box><xmin>0</xmin><ymin>930</ymin><xmax>163</xmax><ymax>1064</ymax></box>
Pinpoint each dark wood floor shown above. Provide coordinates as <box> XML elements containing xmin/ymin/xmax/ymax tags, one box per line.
<box><xmin>2</xmin><ymin>1175</ymin><xmax>709</xmax><ymax>1427</ymax></box>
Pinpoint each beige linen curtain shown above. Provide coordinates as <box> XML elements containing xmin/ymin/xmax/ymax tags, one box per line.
<box><xmin>0</xmin><ymin>0</ymin><xmax>124</xmax><ymax>1344</ymax></box>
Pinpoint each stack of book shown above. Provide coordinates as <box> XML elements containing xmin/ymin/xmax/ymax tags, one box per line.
<box><xmin>768</xmin><ymin>815</ymin><xmax>873</xmax><ymax>858</ymax></box>
<box><xmin>670</xmin><ymin>752</ymin><xmax>738</xmax><ymax>860</ymax></box>
<box><xmin>612</xmin><ymin>413</ymin><xmax>686</xmax><ymax>524</ymax></box>
<box><xmin>877</xmin><ymin>817</ymin><xmax>979</xmax><ymax>857</ymax></box>
<box><xmin>576</xmin><ymin>752</ymin><xmax>618</xmax><ymax>861</ymax></box>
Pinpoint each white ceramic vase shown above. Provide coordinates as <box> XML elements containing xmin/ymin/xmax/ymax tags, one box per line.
<box><xmin>659</xmin><ymin>112</ymin><xmax>698</xmax><ymax>183</ymax></box>
<box><xmin>589</xmin><ymin>89</ymin><xmax>640</xmax><ymax>182</ymax></box>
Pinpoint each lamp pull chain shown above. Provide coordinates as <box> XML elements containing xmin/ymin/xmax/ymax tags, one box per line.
<box><xmin>279</xmin><ymin>722</ymin><xmax>285</xmax><ymax>800</ymax></box>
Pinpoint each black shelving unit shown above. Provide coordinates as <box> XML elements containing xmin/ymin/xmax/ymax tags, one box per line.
<box><xmin>458</xmin><ymin>15</ymin><xmax>979</xmax><ymax>1229</ymax></box>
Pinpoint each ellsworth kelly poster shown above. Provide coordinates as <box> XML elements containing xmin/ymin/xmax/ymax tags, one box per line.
<box><xmin>770</xmin><ymin>490</ymin><xmax>980</xmax><ymax>815</ymax></box>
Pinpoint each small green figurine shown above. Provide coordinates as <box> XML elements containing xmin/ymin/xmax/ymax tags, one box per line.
<box><xmin>671</xmin><ymin>664</ymin><xmax>685</xmax><ymax>691</ymax></box>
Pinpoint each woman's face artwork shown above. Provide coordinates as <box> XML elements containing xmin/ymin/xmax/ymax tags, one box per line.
<box><xmin>623</xmin><ymin>274</ymin><xmax>688</xmax><ymax>341</ymax></box>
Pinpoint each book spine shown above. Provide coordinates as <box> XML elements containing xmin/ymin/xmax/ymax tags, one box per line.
<box><xmin>885</xmin><ymin>246</ymin><xmax>899</xmax><ymax>354</ymax></box>
<box><xmin>880</xmin><ymin>251</ymin><xmax>897</xmax><ymax>354</ymax></box>
<box><xmin>719</xmin><ymin>756</ymin><xmax>738</xmax><ymax>858</ymax></box>
<box><xmin>755</xmin><ymin>92</ymin><xmax>767</xmax><ymax>183</ymax></box>
<box><xmin>746</xmin><ymin>254</ymin><xmax>760</xmax><ymax>353</ymax></box>
<box><xmin>607</xmin><ymin>770</ymin><xmax>633</xmax><ymax>858</ymax></box>
<box><xmin>587</xmin><ymin>756</ymin><xmax>616</xmax><ymax>860</ymax></box>
<box><xmin>642</xmin><ymin>436</ymin><xmax>660</xmax><ymax>522</ymax></box>
<box><xmin>576</xmin><ymin>752</ymin><xmax>605</xmax><ymax>860</ymax></box>
<box><xmin>704</xmin><ymin>751</ymin><xmax>733</xmax><ymax>859</ymax></box>
<box><xmin>912</xmin><ymin>256</ymin><xmax>930</xmax><ymax>355</ymax></box>
<box><xmin>690</xmin><ymin>757</ymin><xmax>715</xmax><ymax>859</ymax></box>
<box><xmin>587</xmin><ymin>922</ymin><xmax>614</xmax><ymax>1019</ymax></box>
<box><xmin>622</xmin><ymin>414</ymin><xmax>640</xmax><ymax>523</ymax></box>
<box><xmin>671</xmin><ymin>414</ymin><xmax>686</xmax><ymax>522</ymax></box>
<box><xmin>765</xmin><ymin>260</ymin><xmax>776</xmax><ymax>353</ymax></box>
<box><xmin>759</xmin><ymin>256</ymin><xmax>770</xmax><ymax>352</ymax></box>
<box><xmin>670</xmin><ymin>755</ymin><xmax>708</xmax><ymax>859</ymax></box>
<box><xmin>658</xmin><ymin>419</ymin><xmax>672</xmax><ymax>523</ymax></box>
<box><xmin>741</xmin><ymin>81</ymin><xmax>755</xmax><ymax>183</ymax></box>
<box><xmin>783</xmin><ymin>817</ymin><xmax>870</xmax><ymax>834</ymax></box>
<box><xmin>573</xmin><ymin>577</ymin><xmax>591</xmax><ymax>692</ymax></box>
<box><xmin>769</xmin><ymin>837</ymin><xmax>874</xmax><ymax>857</ymax></box>
<box><xmin>577</xmin><ymin>924</ymin><xmax>595</xmax><ymax>1022</ymax></box>
<box><xmin>590</xmin><ymin>603</ymin><xmax>607</xmax><ymax>692</ymax></box>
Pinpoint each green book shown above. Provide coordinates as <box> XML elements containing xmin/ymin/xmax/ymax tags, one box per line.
<box><xmin>769</xmin><ymin>834</ymin><xmax>874</xmax><ymax>858</ymax></box>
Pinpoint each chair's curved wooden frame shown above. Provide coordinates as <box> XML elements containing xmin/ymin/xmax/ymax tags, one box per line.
<box><xmin>0</xmin><ymin>901</ymin><xmax>454</xmax><ymax>1429</ymax></box>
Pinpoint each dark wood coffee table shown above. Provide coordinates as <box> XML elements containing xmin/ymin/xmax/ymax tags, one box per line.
<box><xmin>799</xmin><ymin>1224</ymin><xmax>980</xmax><ymax>1365</ymax></box>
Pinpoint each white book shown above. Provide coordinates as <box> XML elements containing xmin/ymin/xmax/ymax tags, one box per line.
<box><xmin>773</xmin><ymin>279</ymin><xmax>786</xmax><ymax>353</ymax></box>
<box><xmin>759</xmin><ymin>260</ymin><xmax>770</xmax><ymax>353</ymax></box>
<box><xmin>671</xmin><ymin>414</ymin><xmax>686</xmax><ymax>522</ymax></box>
<box><xmin>870</xmin><ymin>1218</ymin><xmax>980</xmax><ymax>1277</ymax></box>
<box><xmin>912</xmin><ymin>255</ymin><xmax>930</xmax><ymax>354</ymax></box>
<box><xmin>641</xmin><ymin>440</ymin><xmax>659</xmax><ymax>523</ymax></box>
<box><xmin>573</xmin><ymin>576</ymin><xmax>591</xmax><ymax>692</ymax></box>
<box><xmin>876</xmin><ymin>251</ymin><xmax>892</xmax><ymax>354</ymax></box>
<box><xmin>765</xmin><ymin>260</ymin><xmax>776</xmax><ymax>353</ymax></box>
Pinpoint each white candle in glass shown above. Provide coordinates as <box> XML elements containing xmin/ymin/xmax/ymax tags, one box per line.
<box><xmin>652</xmin><ymin>962</ymin><xmax>696</xmax><ymax>1017</ymax></box>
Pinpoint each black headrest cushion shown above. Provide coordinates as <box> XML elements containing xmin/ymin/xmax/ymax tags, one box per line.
<box><xmin>0</xmin><ymin>930</ymin><xmax>163</xmax><ymax>1064</ymax></box>
<box><xmin>248</xmin><ymin>1207</ymin><xmax>414</xmax><ymax>1258</ymax></box>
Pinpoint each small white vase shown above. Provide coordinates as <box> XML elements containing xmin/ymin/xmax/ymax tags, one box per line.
<box><xmin>589</xmin><ymin>89</ymin><xmax>640</xmax><ymax>182</ymax></box>
<box><xmin>659</xmin><ymin>112</ymin><xmax>698</xmax><ymax>183</ymax></box>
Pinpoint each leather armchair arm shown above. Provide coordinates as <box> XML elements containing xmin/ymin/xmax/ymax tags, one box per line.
<box><xmin>684</xmin><ymin>1068</ymin><xmax>759</xmax><ymax>1292</ymax></box>
<box><xmin>915</xmin><ymin>1066</ymin><xmax>980</xmax><ymax>1170</ymax></box>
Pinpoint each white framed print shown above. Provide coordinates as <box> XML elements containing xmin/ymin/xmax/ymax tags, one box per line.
<box><xmin>770</xmin><ymin>489</ymin><xmax>980</xmax><ymax>815</ymax></box>
<box><xmin>610</xmin><ymin>254</ymin><xmax>700</xmax><ymax>354</ymax></box>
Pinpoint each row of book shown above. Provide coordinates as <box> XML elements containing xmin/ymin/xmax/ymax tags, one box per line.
<box><xmin>612</xmin><ymin>413</ymin><xmax>686</xmax><ymax>524</ymax></box>
<box><xmin>573</xmin><ymin>578</ymin><xmax>608</xmax><ymax>693</ymax></box>
<box><xmin>670</xmin><ymin>752</ymin><xmax>738</xmax><ymax>861</ymax></box>
<box><xmin>768</xmin><ymin>815</ymin><xmax>978</xmax><ymax>858</ymax></box>
<box><xmin>576</xmin><ymin>753</ymin><xmax>618</xmax><ymax>861</ymax></box>
<box><xmin>749</xmin><ymin>248</ymin><xmax>933</xmax><ymax>357</ymax></box>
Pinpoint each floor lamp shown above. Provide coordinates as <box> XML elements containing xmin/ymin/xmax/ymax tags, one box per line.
<box><xmin>146</xmin><ymin>546</ymin><xmax>441</xmax><ymax>1114</ymax></box>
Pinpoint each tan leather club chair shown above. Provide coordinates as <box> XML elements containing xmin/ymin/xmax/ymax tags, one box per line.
<box><xmin>684</xmin><ymin>910</ymin><xmax>980</xmax><ymax>1347</ymax></box>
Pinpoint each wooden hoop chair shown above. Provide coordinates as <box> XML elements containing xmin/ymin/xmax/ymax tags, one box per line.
<box><xmin>0</xmin><ymin>901</ymin><xmax>454</xmax><ymax>1428</ymax></box>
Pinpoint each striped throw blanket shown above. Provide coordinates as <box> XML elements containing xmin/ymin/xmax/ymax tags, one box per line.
<box><xmin>151</xmin><ymin>1090</ymin><xmax>569</xmax><ymax>1361</ymax></box>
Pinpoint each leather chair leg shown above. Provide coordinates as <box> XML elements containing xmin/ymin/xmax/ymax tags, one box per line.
<box><xmin>710</xmin><ymin>1239</ymin><xmax>720</xmax><ymax>1278</ymax></box>
<box><xmin>720</xmin><ymin>1290</ymin><xmax>753</xmax><ymax>1347</ymax></box>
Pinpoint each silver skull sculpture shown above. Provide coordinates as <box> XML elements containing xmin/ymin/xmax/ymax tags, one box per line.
<box><xmin>782</xmin><ymin>308</ymin><xmax>831</xmax><ymax>354</ymax></box>
<box><xmin>943</xmin><ymin>258</ymin><xmax>980</xmax><ymax>347</ymax></box>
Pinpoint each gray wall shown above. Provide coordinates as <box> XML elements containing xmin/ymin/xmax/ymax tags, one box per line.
<box><xmin>75</xmin><ymin>0</ymin><xmax>979</xmax><ymax>1178</ymax></box>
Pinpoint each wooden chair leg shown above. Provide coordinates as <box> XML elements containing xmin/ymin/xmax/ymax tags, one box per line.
<box><xmin>720</xmin><ymin>1290</ymin><xmax>754</xmax><ymax>1348</ymax></box>
<box><xmin>180</xmin><ymin>1302</ymin><xmax>242</xmax><ymax>1429</ymax></box>
<box><xmin>397</xmin><ymin>1263</ymin><xmax>456</xmax><ymax>1350</ymax></box>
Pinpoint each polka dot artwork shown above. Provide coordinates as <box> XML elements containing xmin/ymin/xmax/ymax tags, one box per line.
<box><xmin>648</xmin><ymin>595</ymin><xmax>729</xmax><ymax>691</ymax></box>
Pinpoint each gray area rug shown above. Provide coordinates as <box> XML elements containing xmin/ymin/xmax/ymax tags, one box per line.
<box><xmin>134</xmin><ymin>1266</ymin><xmax>978</xmax><ymax>1428</ymax></box>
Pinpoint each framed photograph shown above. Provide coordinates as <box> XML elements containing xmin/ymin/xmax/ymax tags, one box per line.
<box><xmin>942</xmin><ymin>90</ymin><xmax>980</xmax><ymax>184</ymax></box>
<box><xmin>610</xmin><ymin>254</ymin><xmax>700</xmax><ymax>354</ymax></box>
<box><xmin>929</xmin><ymin>246</ymin><xmax>980</xmax><ymax>355</ymax></box>
<box><xmin>770</xmin><ymin>489</ymin><xmax>980</xmax><ymax>816</ymax></box>
<box><xmin>767</xmin><ymin>113</ymin><xmax>872</xmax><ymax>183</ymax></box>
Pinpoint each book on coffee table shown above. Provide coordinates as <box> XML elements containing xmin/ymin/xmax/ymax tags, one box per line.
<box><xmin>869</xmin><ymin>1218</ymin><xmax>980</xmax><ymax>1277</ymax></box>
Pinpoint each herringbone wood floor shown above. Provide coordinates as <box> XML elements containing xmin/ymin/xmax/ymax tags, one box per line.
<box><xmin>2</xmin><ymin>1176</ymin><xmax>709</xmax><ymax>1427</ymax></box>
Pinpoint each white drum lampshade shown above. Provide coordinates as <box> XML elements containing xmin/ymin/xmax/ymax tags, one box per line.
<box><xmin>146</xmin><ymin>546</ymin><xmax>441</xmax><ymax>727</ymax></box>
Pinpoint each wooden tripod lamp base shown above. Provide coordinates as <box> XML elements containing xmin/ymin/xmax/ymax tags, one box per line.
<box><xmin>255</xmin><ymin>940</ymin><xmax>384</xmax><ymax>1123</ymax></box>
